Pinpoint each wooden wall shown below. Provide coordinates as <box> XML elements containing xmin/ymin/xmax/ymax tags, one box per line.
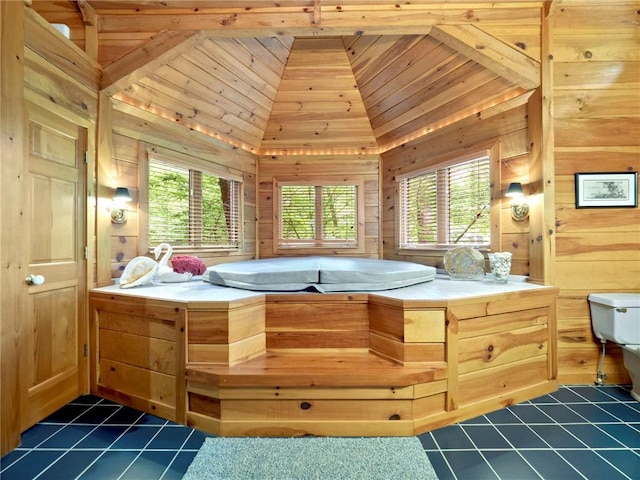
<box><xmin>551</xmin><ymin>1</ymin><xmax>639</xmax><ymax>384</ymax></box>
<box><xmin>107</xmin><ymin>100</ymin><xmax>259</xmax><ymax>280</ymax></box>
<box><xmin>381</xmin><ymin>97</ymin><xmax>532</xmax><ymax>275</ymax></box>
<box><xmin>258</xmin><ymin>155</ymin><xmax>381</xmax><ymax>258</ymax></box>
<box><xmin>3</xmin><ymin>0</ymin><xmax>640</xmax><ymax>456</ymax></box>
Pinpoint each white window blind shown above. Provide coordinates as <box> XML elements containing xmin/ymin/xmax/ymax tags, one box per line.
<box><xmin>280</xmin><ymin>184</ymin><xmax>357</xmax><ymax>246</ymax></box>
<box><xmin>148</xmin><ymin>159</ymin><xmax>241</xmax><ymax>249</ymax></box>
<box><xmin>400</xmin><ymin>156</ymin><xmax>491</xmax><ymax>248</ymax></box>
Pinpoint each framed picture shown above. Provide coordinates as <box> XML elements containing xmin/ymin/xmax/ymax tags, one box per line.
<box><xmin>575</xmin><ymin>172</ymin><xmax>638</xmax><ymax>208</ymax></box>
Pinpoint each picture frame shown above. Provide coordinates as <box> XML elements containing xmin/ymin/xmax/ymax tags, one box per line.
<box><xmin>575</xmin><ymin>172</ymin><xmax>638</xmax><ymax>208</ymax></box>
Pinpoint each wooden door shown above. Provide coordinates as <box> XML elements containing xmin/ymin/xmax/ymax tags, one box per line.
<box><xmin>21</xmin><ymin>103</ymin><xmax>87</xmax><ymax>430</ymax></box>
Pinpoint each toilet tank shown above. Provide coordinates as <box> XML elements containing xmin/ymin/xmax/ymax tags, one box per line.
<box><xmin>589</xmin><ymin>293</ymin><xmax>640</xmax><ymax>344</ymax></box>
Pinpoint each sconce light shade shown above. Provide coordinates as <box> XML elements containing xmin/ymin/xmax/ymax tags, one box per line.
<box><xmin>113</xmin><ymin>187</ymin><xmax>132</xmax><ymax>202</ymax></box>
<box><xmin>111</xmin><ymin>187</ymin><xmax>132</xmax><ymax>224</ymax></box>
<box><xmin>505</xmin><ymin>182</ymin><xmax>524</xmax><ymax>198</ymax></box>
<box><xmin>505</xmin><ymin>182</ymin><xmax>529</xmax><ymax>221</ymax></box>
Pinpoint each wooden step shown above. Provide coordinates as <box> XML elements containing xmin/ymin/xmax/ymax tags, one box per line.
<box><xmin>186</xmin><ymin>351</ymin><xmax>448</xmax><ymax>387</ymax></box>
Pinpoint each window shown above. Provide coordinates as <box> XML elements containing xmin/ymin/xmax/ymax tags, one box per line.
<box><xmin>275</xmin><ymin>179</ymin><xmax>362</xmax><ymax>250</ymax></box>
<box><xmin>147</xmin><ymin>156</ymin><xmax>241</xmax><ymax>250</ymax></box>
<box><xmin>399</xmin><ymin>154</ymin><xmax>492</xmax><ymax>249</ymax></box>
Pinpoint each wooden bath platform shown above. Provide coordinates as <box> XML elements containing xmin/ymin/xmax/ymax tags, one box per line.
<box><xmin>89</xmin><ymin>278</ymin><xmax>558</xmax><ymax>437</ymax></box>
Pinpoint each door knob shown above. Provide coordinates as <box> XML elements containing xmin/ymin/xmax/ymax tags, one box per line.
<box><xmin>25</xmin><ymin>274</ymin><xmax>45</xmax><ymax>286</ymax></box>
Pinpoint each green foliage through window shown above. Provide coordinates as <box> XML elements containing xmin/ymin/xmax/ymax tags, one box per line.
<box><xmin>148</xmin><ymin>159</ymin><xmax>241</xmax><ymax>249</ymax></box>
<box><xmin>400</xmin><ymin>156</ymin><xmax>490</xmax><ymax>248</ymax></box>
<box><xmin>280</xmin><ymin>184</ymin><xmax>357</xmax><ymax>246</ymax></box>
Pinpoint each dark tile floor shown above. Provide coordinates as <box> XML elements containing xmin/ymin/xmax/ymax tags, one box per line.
<box><xmin>1</xmin><ymin>385</ymin><xmax>638</xmax><ymax>479</ymax></box>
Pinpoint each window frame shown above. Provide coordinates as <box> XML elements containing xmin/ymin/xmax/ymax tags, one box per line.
<box><xmin>395</xmin><ymin>142</ymin><xmax>500</xmax><ymax>254</ymax></box>
<box><xmin>139</xmin><ymin>148</ymin><xmax>244</xmax><ymax>255</ymax></box>
<box><xmin>273</xmin><ymin>176</ymin><xmax>365</xmax><ymax>254</ymax></box>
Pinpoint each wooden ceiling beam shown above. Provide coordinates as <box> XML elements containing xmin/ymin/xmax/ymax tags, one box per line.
<box><xmin>430</xmin><ymin>24</ymin><xmax>540</xmax><ymax>90</ymax></box>
<box><xmin>101</xmin><ymin>29</ymin><xmax>209</xmax><ymax>96</ymax></box>
<box><xmin>95</xmin><ymin>3</ymin><xmax>543</xmax><ymax>37</ymax></box>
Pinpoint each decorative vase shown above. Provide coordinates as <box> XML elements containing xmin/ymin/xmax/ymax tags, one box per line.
<box><xmin>488</xmin><ymin>252</ymin><xmax>512</xmax><ymax>283</ymax></box>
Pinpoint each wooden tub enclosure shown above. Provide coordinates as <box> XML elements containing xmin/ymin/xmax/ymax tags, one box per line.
<box><xmin>90</xmin><ymin>282</ymin><xmax>558</xmax><ymax>436</ymax></box>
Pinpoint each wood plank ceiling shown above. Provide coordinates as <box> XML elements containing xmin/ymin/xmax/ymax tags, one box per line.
<box><xmin>32</xmin><ymin>1</ymin><xmax>542</xmax><ymax>155</ymax></box>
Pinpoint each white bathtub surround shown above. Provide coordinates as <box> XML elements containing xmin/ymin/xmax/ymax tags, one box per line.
<box><xmin>488</xmin><ymin>252</ymin><xmax>512</xmax><ymax>283</ymax></box>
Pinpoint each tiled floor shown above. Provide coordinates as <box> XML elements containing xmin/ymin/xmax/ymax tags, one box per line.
<box><xmin>423</xmin><ymin>384</ymin><xmax>640</xmax><ymax>480</ymax></box>
<box><xmin>1</xmin><ymin>385</ymin><xmax>638</xmax><ymax>480</ymax></box>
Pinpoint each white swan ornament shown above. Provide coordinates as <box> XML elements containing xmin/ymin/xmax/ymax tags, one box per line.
<box><xmin>154</xmin><ymin>243</ymin><xmax>193</xmax><ymax>283</ymax></box>
<box><xmin>119</xmin><ymin>256</ymin><xmax>159</xmax><ymax>289</ymax></box>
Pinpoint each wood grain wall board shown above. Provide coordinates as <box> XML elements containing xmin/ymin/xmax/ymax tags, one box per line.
<box><xmin>24</xmin><ymin>50</ymin><xmax>98</xmax><ymax>122</ymax></box>
<box><xmin>557</xmin><ymin>347</ymin><xmax>629</xmax><ymax>385</ymax></box>
<box><xmin>459</xmin><ymin>325</ymin><xmax>548</xmax><ymax>374</ymax></box>
<box><xmin>99</xmin><ymin>33</ymin><xmax>156</xmax><ymax>66</ymax></box>
<box><xmin>457</xmin><ymin>356</ymin><xmax>549</xmax><ymax>406</ymax></box>
<box><xmin>552</xmin><ymin>3</ymin><xmax>640</xmax><ymax>32</ymax></box>
<box><xmin>347</xmin><ymin>35</ymin><xmax>424</xmax><ymax>81</ymax></box>
<box><xmin>98</xmin><ymin>311</ymin><xmax>178</xmax><ymax>341</ymax></box>
<box><xmin>554</xmin><ymin>61</ymin><xmax>640</xmax><ymax>90</ymax></box>
<box><xmin>555</xmin><ymin>118</ymin><xmax>640</xmax><ymax>147</ymax></box>
<box><xmin>371</xmin><ymin>63</ymin><xmax>504</xmax><ymax>136</ymax></box>
<box><xmin>556</xmin><ymin>233</ymin><xmax>640</xmax><ymax>261</ymax></box>
<box><xmin>116</xmin><ymin>85</ymin><xmax>264</xmax><ymax>148</ymax></box>
<box><xmin>111</xmin><ymin>103</ymin><xmax>259</xmax><ymax>167</ymax></box>
<box><xmin>554</xmin><ymin>89</ymin><xmax>640</xmax><ymax>119</ymax></box>
<box><xmin>99</xmin><ymin>329</ymin><xmax>176</xmax><ymax>375</ymax></box>
<box><xmin>24</xmin><ymin>8</ymin><xmax>100</xmax><ymax>91</ymax></box>
<box><xmin>555</xmin><ymin>205</ymin><xmax>640</xmax><ymax>233</ymax></box>
<box><xmin>552</xmin><ymin>33</ymin><xmax>640</xmax><ymax>63</ymax></box>
<box><xmin>557</xmin><ymin>318</ymin><xmax>598</xmax><ymax>349</ymax></box>
<box><xmin>262</xmin><ymin>37</ymin><xmax>378</xmax><ymax>153</ymax></box>
<box><xmin>556</xmin><ymin>259</ymin><xmax>640</xmax><ymax>289</ymax></box>
<box><xmin>554</xmin><ymin>148</ymin><xmax>640</xmax><ymax>174</ymax></box>
<box><xmin>99</xmin><ymin>358</ymin><xmax>176</xmax><ymax>406</ymax></box>
<box><xmin>164</xmin><ymin>56</ymin><xmax>273</xmax><ymax>123</ymax></box>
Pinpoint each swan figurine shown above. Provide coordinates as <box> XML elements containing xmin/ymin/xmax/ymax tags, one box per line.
<box><xmin>153</xmin><ymin>243</ymin><xmax>193</xmax><ymax>283</ymax></box>
<box><xmin>119</xmin><ymin>256</ymin><xmax>158</xmax><ymax>289</ymax></box>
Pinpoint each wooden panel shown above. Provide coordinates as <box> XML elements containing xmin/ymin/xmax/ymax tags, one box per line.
<box><xmin>187</xmin><ymin>333</ymin><xmax>266</xmax><ymax>366</ymax></box>
<box><xmin>220</xmin><ymin>398</ymin><xmax>413</xmax><ymax>422</ymax></box>
<box><xmin>267</xmin><ymin>333</ymin><xmax>369</xmax><ymax>350</ymax></box>
<box><xmin>557</xmin><ymin>346</ymin><xmax>629</xmax><ymax>385</ymax></box>
<box><xmin>458</xmin><ymin>308</ymin><xmax>549</xmax><ymax>338</ymax></box>
<box><xmin>459</xmin><ymin>325</ymin><xmax>548</xmax><ymax>374</ymax></box>
<box><xmin>369</xmin><ymin>304</ymin><xmax>405</xmax><ymax>341</ymax></box>
<box><xmin>189</xmin><ymin>392</ymin><xmax>221</xmax><ymax>419</ymax></box>
<box><xmin>266</xmin><ymin>300</ymin><xmax>369</xmax><ymax>350</ymax></box>
<box><xmin>97</xmin><ymin>310</ymin><xmax>176</xmax><ymax>341</ymax></box>
<box><xmin>413</xmin><ymin>393</ymin><xmax>447</xmax><ymax>421</ymax></box>
<box><xmin>188</xmin><ymin>305</ymin><xmax>265</xmax><ymax>344</ymax></box>
<box><xmin>99</xmin><ymin>358</ymin><xmax>175</xmax><ymax>407</ymax></box>
<box><xmin>556</xmin><ymin>233</ymin><xmax>640</xmax><ymax>261</ymax></box>
<box><xmin>214</xmin><ymin>418</ymin><xmax>413</xmax><ymax>438</ymax></box>
<box><xmin>24</xmin><ymin>7</ymin><xmax>100</xmax><ymax>91</ymax></box>
<box><xmin>369</xmin><ymin>332</ymin><xmax>445</xmax><ymax>365</ymax></box>
<box><xmin>449</xmin><ymin>292</ymin><xmax>557</xmax><ymax>321</ymax></box>
<box><xmin>99</xmin><ymin>329</ymin><xmax>175</xmax><ymax>375</ymax></box>
<box><xmin>405</xmin><ymin>310</ymin><xmax>445</xmax><ymax>343</ymax></box>
<box><xmin>261</xmin><ymin>37</ymin><xmax>378</xmax><ymax>155</ymax></box>
<box><xmin>556</xmin><ymin>261</ymin><xmax>640</xmax><ymax>291</ymax></box>
<box><xmin>458</xmin><ymin>356</ymin><xmax>549</xmax><ymax>406</ymax></box>
<box><xmin>24</xmin><ymin>48</ymin><xmax>98</xmax><ymax>121</ymax></box>
<box><xmin>558</xmin><ymin>318</ymin><xmax>597</xmax><ymax>350</ymax></box>
<box><xmin>216</xmin><ymin>385</ymin><xmax>416</xmax><ymax>401</ymax></box>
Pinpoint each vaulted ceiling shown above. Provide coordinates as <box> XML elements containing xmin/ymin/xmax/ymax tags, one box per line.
<box><xmin>32</xmin><ymin>1</ymin><xmax>543</xmax><ymax>155</ymax></box>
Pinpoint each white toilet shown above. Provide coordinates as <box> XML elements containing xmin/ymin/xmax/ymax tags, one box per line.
<box><xmin>589</xmin><ymin>293</ymin><xmax>640</xmax><ymax>401</ymax></box>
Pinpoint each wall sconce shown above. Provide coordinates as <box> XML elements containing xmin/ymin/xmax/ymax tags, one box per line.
<box><xmin>505</xmin><ymin>182</ymin><xmax>529</xmax><ymax>221</ymax></box>
<box><xmin>111</xmin><ymin>187</ymin><xmax>132</xmax><ymax>224</ymax></box>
